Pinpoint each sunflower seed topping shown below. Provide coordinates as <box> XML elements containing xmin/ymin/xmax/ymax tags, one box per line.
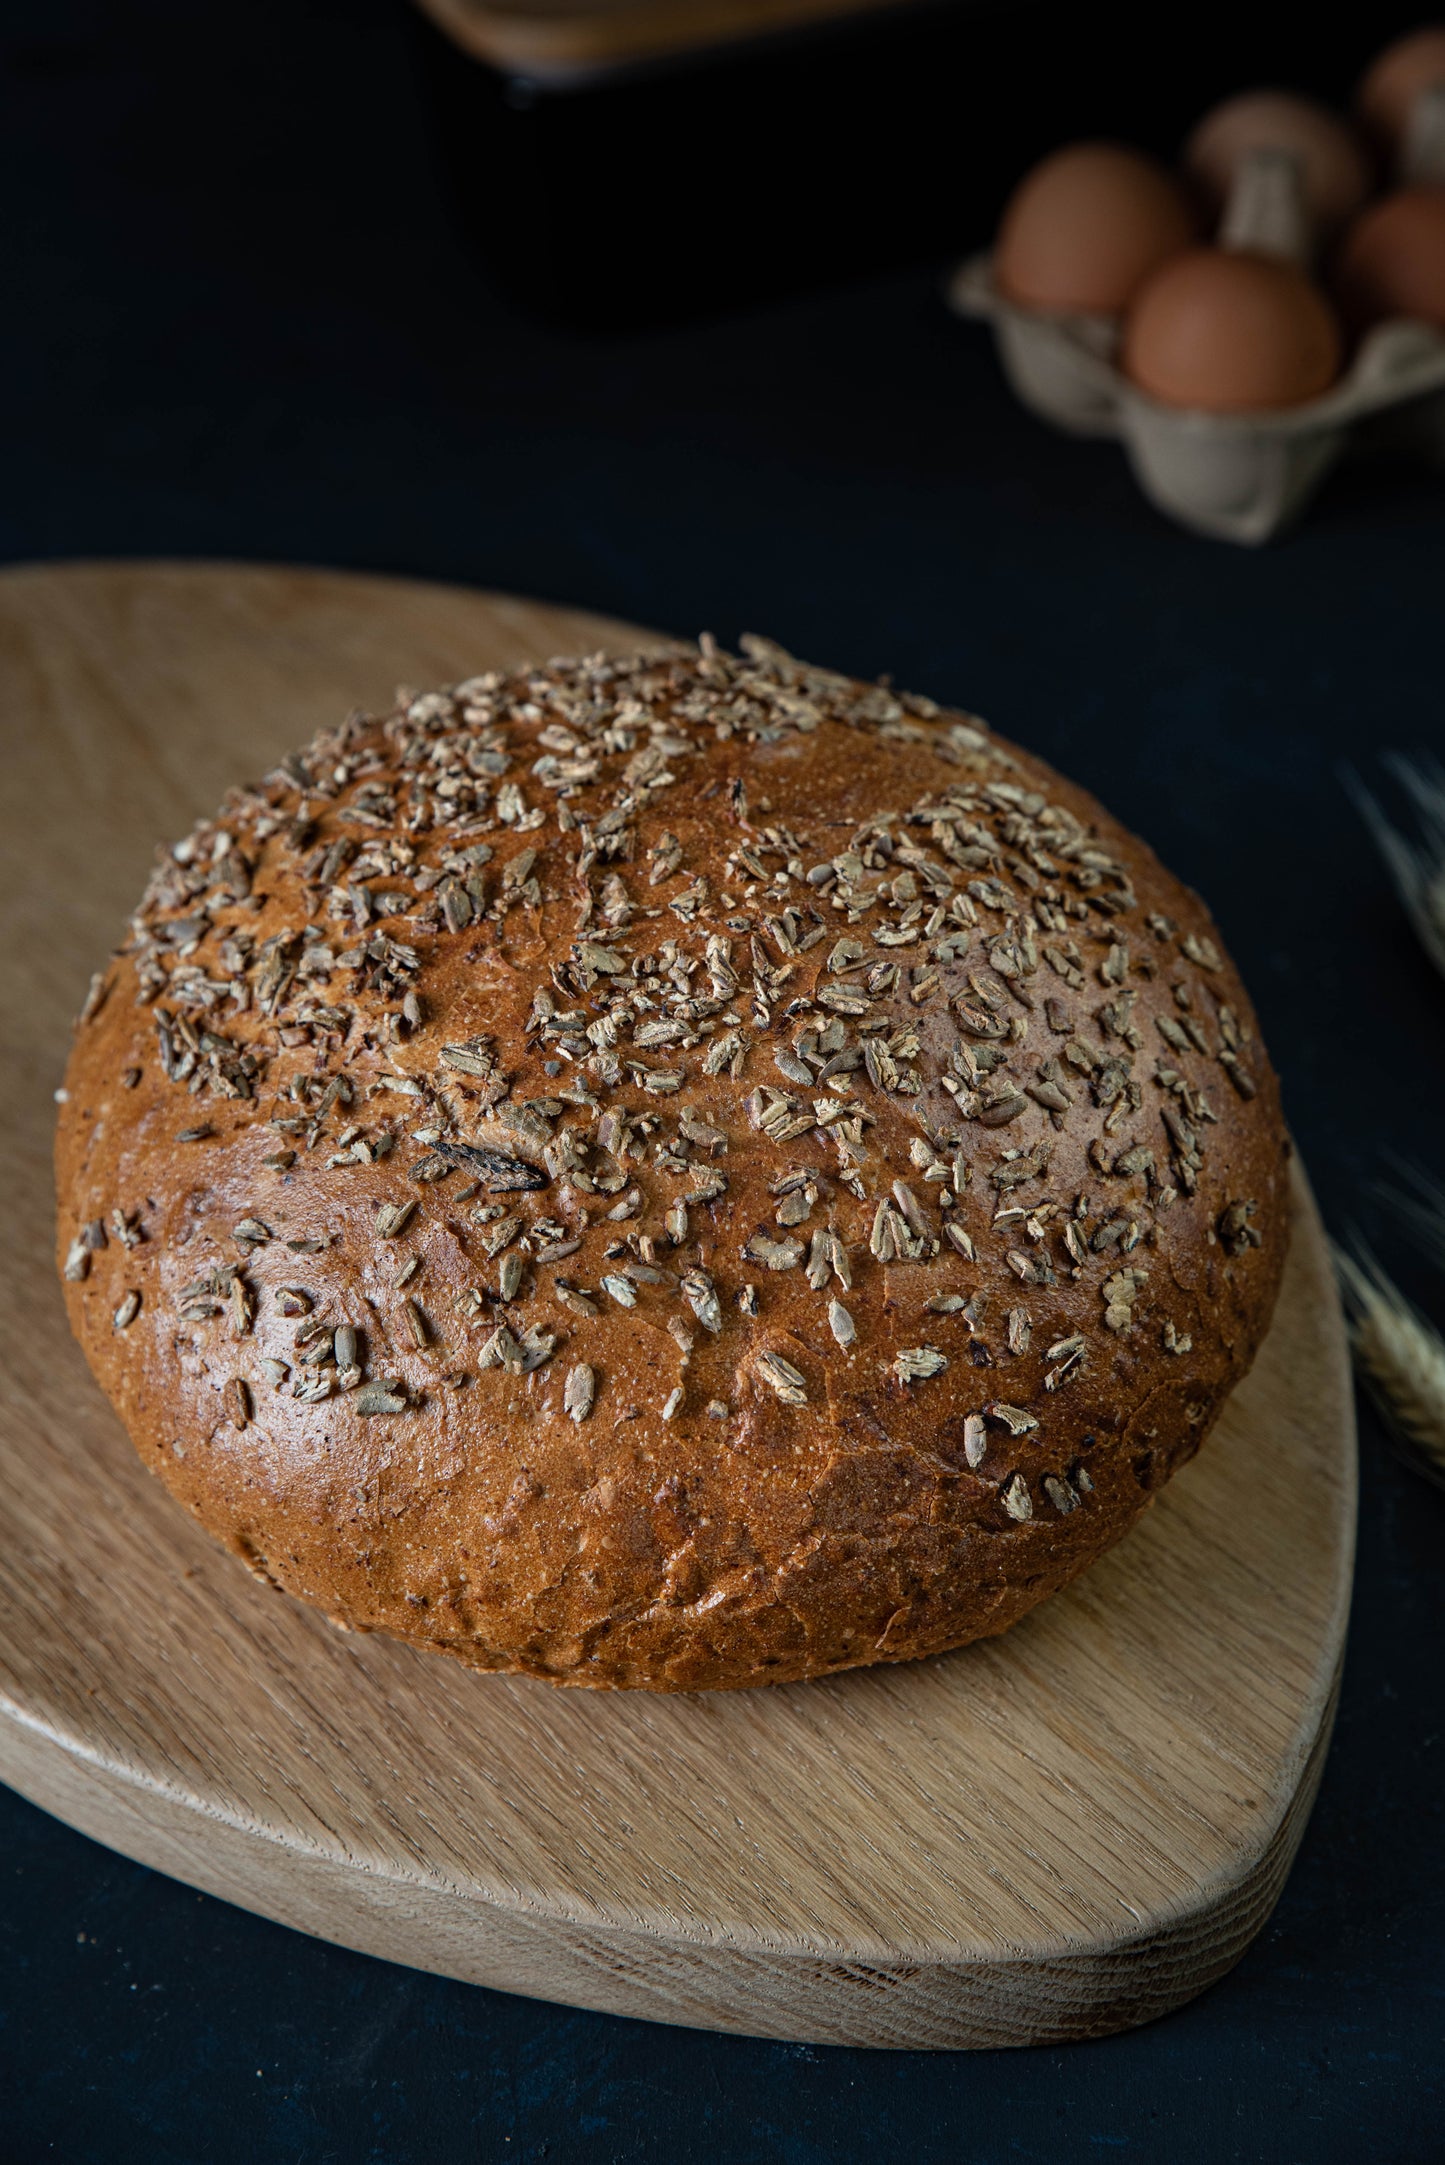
<box><xmin>755</xmin><ymin>1350</ymin><xmax>808</xmax><ymax>1404</ymax></box>
<box><xmin>564</xmin><ymin>1363</ymin><xmax>596</xmax><ymax>1423</ymax></box>
<box><xmin>356</xmin><ymin>1382</ymin><xmax>408</xmax><ymax>1414</ymax></box>
<box><xmin>680</xmin><ymin>1271</ymin><xmax>723</xmax><ymax>1334</ymax></box>
<box><xmin>894</xmin><ymin>1345</ymin><xmax>948</xmax><ymax>1383</ymax></box>
<box><xmin>1001</xmin><ymin>1472</ymin><xmax>1033</xmax><ymax>1521</ymax></box>
<box><xmin>1042</xmin><ymin>1473</ymin><xmax>1079</xmax><ymax>1515</ymax></box>
<box><xmin>1102</xmin><ymin>1266</ymin><xmax>1148</xmax><ymax>1331</ymax></box>
<box><xmin>478</xmin><ymin>1325</ymin><xmax>521</xmax><ymax>1371</ymax></box>
<box><xmin>86</xmin><ymin>632</ymin><xmax>1276</xmax><ymax>1583</ymax></box>
<box><xmin>986</xmin><ymin>1402</ymin><xmax>1038</xmax><ymax>1435</ymax></box>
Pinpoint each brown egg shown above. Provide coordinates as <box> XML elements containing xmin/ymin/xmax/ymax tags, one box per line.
<box><xmin>1123</xmin><ymin>249</ymin><xmax>1343</xmax><ymax>411</ymax></box>
<box><xmin>1335</xmin><ymin>187</ymin><xmax>1445</xmax><ymax>328</ymax></box>
<box><xmin>1358</xmin><ymin>26</ymin><xmax>1445</xmax><ymax>151</ymax></box>
<box><xmin>994</xmin><ymin>142</ymin><xmax>1197</xmax><ymax>314</ymax></box>
<box><xmin>1184</xmin><ymin>91</ymin><xmax>1373</xmax><ymax>234</ymax></box>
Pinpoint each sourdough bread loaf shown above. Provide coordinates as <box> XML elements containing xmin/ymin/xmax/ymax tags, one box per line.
<box><xmin>56</xmin><ymin>636</ymin><xmax>1288</xmax><ymax>1690</ymax></box>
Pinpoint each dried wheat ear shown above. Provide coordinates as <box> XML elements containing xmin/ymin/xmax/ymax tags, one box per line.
<box><xmin>1350</xmin><ymin>755</ymin><xmax>1445</xmax><ymax>983</ymax></box>
<box><xmin>1335</xmin><ymin>1247</ymin><xmax>1445</xmax><ymax>1492</ymax></box>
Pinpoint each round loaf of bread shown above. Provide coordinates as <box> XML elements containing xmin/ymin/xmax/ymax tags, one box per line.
<box><xmin>56</xmin><ymin>636</ymin><xmax>1288</xmax><ymax>1691</ymax></box>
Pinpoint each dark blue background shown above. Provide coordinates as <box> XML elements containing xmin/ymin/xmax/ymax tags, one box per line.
<box><xmin>4</xmin><ymin>3</ymin><xmax>1445</xmax><ymax>2158</ymax></box>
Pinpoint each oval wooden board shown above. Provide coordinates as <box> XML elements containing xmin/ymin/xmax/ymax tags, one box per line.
<box><xmin>0</xmin><ymin>562</ymin><xmax>1356</xmax><ymax>2050</ymax></box>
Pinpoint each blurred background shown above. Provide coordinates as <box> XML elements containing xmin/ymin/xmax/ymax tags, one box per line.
<box><xmin>3</xmin><ymin>1</ymin><xmax>1445</xmax><ymax>2159</ymax></box>
<box><xmin>406</xmin><ymin>0</ymin><xmax>1430</xmax><ymax>325</ymax></box>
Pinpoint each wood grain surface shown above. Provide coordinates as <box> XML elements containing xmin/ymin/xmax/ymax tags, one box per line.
<box><xmin>0</xmin><ymin>562</ymin><xmax>1356</xmax><ymax>2048</ymax></box>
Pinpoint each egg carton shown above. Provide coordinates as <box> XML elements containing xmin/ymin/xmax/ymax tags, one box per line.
<box><xmin>946</xmin><ymin>252</ymin><xmax>1445</xmax><ymax>544</ymax></box>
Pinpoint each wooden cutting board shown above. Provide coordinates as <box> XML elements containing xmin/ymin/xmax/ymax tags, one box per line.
<box><xmin>412</xmin><ymin>0</ymin><xmax>915</xmax><ymax>83</ymax></box>
<box><xmin>0</xmin><ymin>561</ymin><xmax>1356</xmax><ymax>2050</ymax></box>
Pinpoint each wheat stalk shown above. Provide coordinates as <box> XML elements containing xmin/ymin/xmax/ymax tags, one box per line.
<box><xmin>1379</xmin><ymin>1164</ymin><xmax>1445</xmax><ymax>1276</ymax></box>
<box><xmin>1335</xmin><ymin>1248</ymin><xmax>1445</xmax><ymax>1490</ymax></box>
<box><xmin>1349</xmin><ymin>755</ymin><xmax>1445</xmax><ymax>983</ymax></box>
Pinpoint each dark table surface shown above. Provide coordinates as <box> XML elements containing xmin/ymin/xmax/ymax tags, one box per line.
<box><xmin>4</xmin><ymin>3</ymin><xmax>1445</xmax><ymax>2159</ymax></box>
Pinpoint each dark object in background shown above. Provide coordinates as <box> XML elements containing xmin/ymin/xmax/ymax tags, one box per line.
<box><xmin>409</xmin><ymin>0</ymin><xmax>1429</xmax><ymax>328</ymax></box>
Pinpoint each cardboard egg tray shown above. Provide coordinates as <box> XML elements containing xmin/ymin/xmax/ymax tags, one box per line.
<box><xmin>946</xmin><ymin>254</ymin><xmax>1445</xmax><ymax>543</ymax></box>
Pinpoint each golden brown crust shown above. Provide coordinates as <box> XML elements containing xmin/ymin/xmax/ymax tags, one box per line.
<box><xmin>55</xmin><ymin>636</ymin><xmax>1289</xmax><ymax>1691</ymax></box>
